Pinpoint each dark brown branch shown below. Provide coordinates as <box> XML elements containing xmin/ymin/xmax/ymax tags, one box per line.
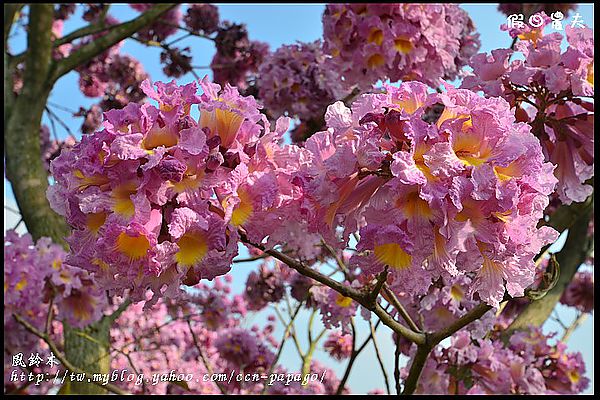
<box><xmin>335</xmin><ymin>318</ymin><xmax>383</xmax><ymax>395</ymax></box>
<box><xmin>394</xmin><ymin>335</ymin><xmax>402</xmax><ymax>394</ymax></box>
<box><xmin>429</xmin><ymin>303</ymin><xmax>493</xmax><ymax>344</ymax></box>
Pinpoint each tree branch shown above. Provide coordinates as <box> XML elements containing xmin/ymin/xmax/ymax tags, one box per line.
<box><xmin>53</xmin><ymin>4</ymin><xmax>176</xmax><ymax>80</ymax></box>
<box><xmin>545</xmin><ymin>193</ymin><xmax>594</xmax><ymax>233</ymax></box>
<box><xmin>401</xmin><ymin>342</ymin><xmax>432</xmax><ymax>395</ymax></box>
<box><xmin>335</xmin><ymin>318</ymin><xmax>383</xmax><ymax>394</ymax></box>
<box><xmin>104</xmin><ymin>298</ymin><xmax>132</xmax><ymax>325</ymax></box>
<box><xmin>402</xmin><ymin>302</ymin><xmax>494</xmax><ymax>394</ymax></box>
<box><xmin>4</xmin><ymin>3</ymin><xmax>70</xmax><ymax>243</ymax></box>
<box><xmin>383</xmin><ymin>285</ymin><xmax>421</xmax><ymax>332</ymax></box>
<box><xmin>429</xmin><ymin>303</ymin><xmax>493</xmax><ymax>344</ymax></box>
<box><xmin>394</xmin><ymin>334</ymin><xmax>402</xmax><ymax>395</ymax></box>
<box><xmin>561</xmin><ymin>312</ymin><xmax>589</xmax><ymax>343</ymax></box>
<box><xmin>238</xmin><ymin>230</ymin><xmax>425</xmax><ymax>345</ymax></box>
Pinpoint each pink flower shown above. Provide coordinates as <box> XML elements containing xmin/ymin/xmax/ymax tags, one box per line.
<box><xmin>322</xmin><ymin>4</ymin><xmax>480</xmax><ymax>89</ymax></box>
<box><xmin>323</xmin><ymin>331</ymin><xmax>353</xmax><ymax>360</ymax></box>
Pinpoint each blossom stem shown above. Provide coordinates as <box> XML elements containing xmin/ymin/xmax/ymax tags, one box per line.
<box><xmin>261</xmin><ymin>301</ymin><xmax>304</xmax><ymax>394</ymax></box>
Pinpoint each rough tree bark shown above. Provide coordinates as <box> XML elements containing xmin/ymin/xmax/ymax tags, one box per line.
<box><xmin>507</xmin><ymin>198</ymin><xmax>594</xmax><ymax>332</ymax></box>
<box><xmin>4</xmin><ymin>4</ymin><xmax>175</xmax><ymax>394</ymax></box>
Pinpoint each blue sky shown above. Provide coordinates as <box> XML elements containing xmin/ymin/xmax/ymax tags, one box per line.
<box><xmin>4</xmin><ymin>4</ymin><xmax>594</xmax><ymax>394</ymax></box>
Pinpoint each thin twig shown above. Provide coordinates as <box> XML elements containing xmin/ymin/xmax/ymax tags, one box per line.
<box><xmin>383</xmin><ymin>285</ymin><xmax>421</xmax><ymax>332</ymax></box>
<box><xmin>561</xmin><ymin>312</ymin><xmax>589</xmax><ymax>343</ymax></box>
<box><xmin>335</xmin><ymin>318</ymin><xmax>383</xmax><ymax>395</ymax></box>
<box><xmin>370</xmin><ymin>320</ymin><xmax>391</xmax><ymax>394</ymax></box>
<box><xmin>394</xmin><ymin>334</ymin><xmax>402</xmax><ymax>395</ymax></box>
<box><xmin>186</xmin><ymin>319</ymin><xmax>227</xmax><ymax>394</ymax></box>
<box><xmin>261</xmin><ymin>301</ymin><xmax>303</xmax><ymax>394</ymax></box>
<box><xmin>273</xmin><ymin>303</ymin><xmax>304</xmax><ymax>359</ymax></box>
<box><xmin>45</xmin><ymin>295</ymin><xmax>54</xmax><ymax>334</ymax></box>
<box><xmin>45</xmin><ymin>106</ymin><xmax>76</xmax><ymax>139</ymax></box>
<box><xmin>233</xmin><ymin>253</ymin><xmax>271</xmax><ymax>263</ymax></box>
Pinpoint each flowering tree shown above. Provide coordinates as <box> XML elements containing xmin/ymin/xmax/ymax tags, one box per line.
<box><xmin>4</xmin><ymin>3</ymin><xmax>594</xmax><ymax>395</ymax></box>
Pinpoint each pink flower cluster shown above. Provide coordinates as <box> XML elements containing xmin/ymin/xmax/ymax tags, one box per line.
<box><xmin>47</xmin><ymin>73</ymin><xmax>566</xmax><ymax>316</ymax></box>
<box><xmin>47</xmin><ymin>77</ymin><xmax>299</xmax><ymax>306</ymax></box>
<box><xmin>462</xmin><ymin>18</ymin><xmax>594</xmax><ymax>205</ymax></box>
<box><xmin>408</xmin><ymin>328</ymin><xmax>589</xmax><ymax>394</ymax></box>
<box><xmin>287</xmin><ymin>82</ymin><xmax>559</xmax><ymax>307</ymax></box>
<box><xmin>184</xmin><ymin>4</ymin><xmax>220</xmax><ymax>35</ymax></box>
<box><xmin>560</xmin><ymin>271</ymin><xmax>594</xmax><ymax>314</ymax></box>
<box><xmin>4</xmin><ymin>230</ymin><xmax>106</xmax><ymax>355</ymax></box>
<box><xmin>211</xmin><ymin>22</ymin><xmax>269</xmax><ymax>91</ymax></box>
<box><xmin>109</xmin><ymin>277</ymin><xmax>350</xmax><ymax>395</ymax></box>
<box><xmin>257</xmin><ymin>41</ymin><xmax>348</xmax><ymax>120</ymax></box>
<box><xmin>244</xmin><ymin>262</ymin><xmax>286</xmax><ymax>311</ymax></box>
<box><xmin>76</xmin><ymin>43</ymin><xmax>149</xmax><ymax>111</ymax></box>
<box><xmin>322</xmin><ymin>4</ymin><xmax>480</xmax><ymax>90</ymax></box>
<box><xmin>323</xmin><ymin>331</ymin><xmax>353</xmax><ymax>360</ymax></box>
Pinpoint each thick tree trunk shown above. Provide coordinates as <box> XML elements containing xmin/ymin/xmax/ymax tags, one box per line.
<box><xmin>62</xmin><ymin>320</ymin><xmax>112</xmax><ymax>394</ymax></box>
<box><xmin>4</xmin><ymin>4</ymin><xmax>70</xmax><ymax>244</ymax></box>
<box><xmin>5</xmin><ymin>5</ymin><xmax>178</xmax><ymax>394</ymax></box>
<box><xmin>507</xmin><ymin>201</ymin><xmax>594</xmax><ymax>332</ymax></box>
<box><xmin>4</xmin><ymin>5</ymin><xmax>107</xmax><ymax>394</ymax></box>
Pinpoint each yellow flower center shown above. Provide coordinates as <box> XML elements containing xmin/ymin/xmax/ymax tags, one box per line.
<box><xmin>115</xmin><ymin>231</ymin><xmax>150</xmax><ymax>261</ymax></box>
<box><xmin>175</xmin><ymin>231</ymin><xmax>209</xmax><ymax>267</ymax></box>
<box><xmin>450</xmin><ymin>285</ymin><xmax>464</xmax><ymax>302</ymax></box>
<box><xmin>367</xmin><ymin>53</ymin><xmax>386</xmax><ymax>69</ymax></box>
<box><xmin>86</xmin><ymin>212</ymin><xmax>107</xmax><ymax>234</ymax></box>
<box><xmin>15</xmin><ymin>275</ymin><xmax>28</xmax><ymax>291</ymax></box>
<box><xmin>394</xmin><ymin>38</ymin><xmax>413</xmax><ymax>54</ymax></box>
<box><xmin>143</xmin><ymin>126</ymin><xmax>178</xmax><ymax>150</ymax></box>
<box><xmin>200</xmin><ymin>108</ymin><xmax>245</xmax><ymax>148</ymax></box>
<box><xmin>229</xmin><ymin>189</ymin><xmax>254</xmax><ymax>227</ymax></box>
<box><xmin>335</xmin><ymin>293</ymin><xmax>353</xmax><ymax>308</ymax></box>
<box><xmin>111</xmin><ymin>182</ymin><xmax>138</xmax><ymax>217</ymax></box>
<box><xmin>368</xmin><ymin>28</ymin><xmax>384</xmax><ymax>46</ymax></box>
<box><xmin>374</xmin><ymin>243</ymin><xmax>412</xmax><ymax>270</ymax></box>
